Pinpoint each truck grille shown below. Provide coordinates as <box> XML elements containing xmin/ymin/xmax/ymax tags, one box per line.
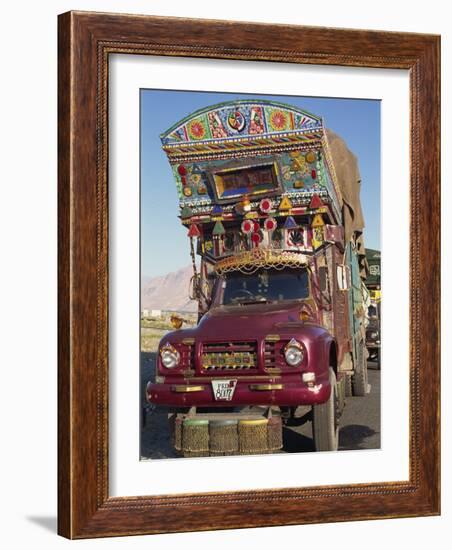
<box><xmin>179</xmin><ymin>341</ymin><xmax>195</xmax><ymax>369</ymax></box>
<box><xmin>201</xmin><ymin>341</ymin><xmax>257</xmax><ymax>371</ymax></box>
<box><xmin>264</xmin><ymin>340</ymin><xmax>287</xmax><ymax>369</ymax></box>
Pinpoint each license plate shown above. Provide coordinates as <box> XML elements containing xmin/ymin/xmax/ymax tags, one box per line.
<box><xmin>211</xmin><ymin>379</ymin><xmax>237</xmax><ymax>401</ymax></box>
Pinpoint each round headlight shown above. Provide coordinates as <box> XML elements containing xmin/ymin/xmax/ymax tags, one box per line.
<box><xmin>160</xmin><ymin>343</ymin><xmax>180</xmax><ymax>369</ymax></box>
<box><xmin>284</xmin><ymin>338</ymin><xmax>304</xmax><ymax>366</ymax></box>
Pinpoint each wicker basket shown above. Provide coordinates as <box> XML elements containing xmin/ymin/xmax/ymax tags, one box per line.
<box><xmin>209</xmin><ymin>419</ymin><xmax>239</xmax><ymax>456</ymax></box>
<box><xmin>170</xmin><ymin>410</ymin><xmax>283</xmax><ymax>457</ymax></box>
<box><xmin>168</xmin><ymin>413</ymin><xmax>183</xmax><ymax>452</ymax></box>
<box><xmin>182</xmin><ymin>418</ymin><xmax>210</xmax><ymax>457</ymax></box>
<box><xmin>267</xmin><ymin>416</ymin><xmax>283</xmax><ymax>452</ymax></box>
<box><xmin>238</xmin><ymin>418</ymin><xmax>269</xmax><ymax>454</ymax></box>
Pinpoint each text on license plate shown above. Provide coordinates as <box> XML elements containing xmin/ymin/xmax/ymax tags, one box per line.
<box><xmin>211</xmin><ymin>379</ymin><xmax>237</xmax><ymax>401</ymax></box>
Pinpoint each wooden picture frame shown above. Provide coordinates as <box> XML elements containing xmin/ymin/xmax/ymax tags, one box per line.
<box><xmin>58</xmin><ymin>11</ymin><xmax>440</xmax><ymax>538</ymax></box>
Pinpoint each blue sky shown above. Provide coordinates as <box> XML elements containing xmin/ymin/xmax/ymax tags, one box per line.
<box><xmin>141</xmin><ymin>90</ymin><xmax>380</xmax><ymax>278</ymax></box>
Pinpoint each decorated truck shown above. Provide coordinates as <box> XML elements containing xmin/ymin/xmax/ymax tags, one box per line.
<box><xmin>146</xmin><ymin>100</ymin><xmax>369</xmax><ymax>455</ymax></box>
<box><xmin>365</xmin><ymin>248</ymin><xmax>381</xmax><ymax>368</ymax></box>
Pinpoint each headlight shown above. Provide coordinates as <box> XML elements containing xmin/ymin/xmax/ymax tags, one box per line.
<box><xmin>368</xmin><ymin>331</ymin><xmax>378</xmax><ymax>339</ymax></box>
<box><xmin>160</xmin><ymin>343</ymin><xmax>180</xmax><ymax>369</ymax></box>
<box><xmin>284</xmin><ymin>338</ymin><xmax>304</xmax><ymax>366</ymax></box>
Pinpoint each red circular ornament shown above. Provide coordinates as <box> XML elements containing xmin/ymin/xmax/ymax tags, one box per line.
<box><xmin>264</xmin><ymin>217</ymin><xmax>277</xmax><ymax>231</ymax></box>
<box><xmin>251</xmin><ymin>232</ymin><xmax>262</xmax><ymax>244</ymax></box>
<box><xmin>177</xmin><ymin>165</ymin><xmax>187</xmax><ymax>176</ymax></box>
<box><xmin>181</xmin><ymin>176</ymin><xmax>187</xmax><ymax>185</ymax></box>
<box><xmin>311</xmin><ymin>169</ymin><xmax>317</xmax><ymax>179</ymax></box>
<box><xmin>241</xmin><ymin>220</ymin><xmax>253</xmax><ymax>234</ymax></box>
<box><xmin>259</xmin><ymin>198</ymin><xmax>272</xmax><ymax>213</ymax></box>
<box><xmin>253</xmin><ymin>221</ymin><xmax>260</xmax><ymax>233</ymax></box>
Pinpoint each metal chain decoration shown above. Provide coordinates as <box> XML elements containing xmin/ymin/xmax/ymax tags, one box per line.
<box><xmin>189</xmin><ymin>237</ymin><xmax>209</xmax><ymax>302</ymax></box>
<box><xmin>215</xmin><ymin>248</ymin><xmax>307</xmax><ymax>275</ymax></box>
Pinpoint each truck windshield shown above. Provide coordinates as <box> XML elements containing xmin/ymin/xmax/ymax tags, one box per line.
<box><xmin>221</xmin><ymin>267</ymin><xmax>309</xmax><ymax>305</ymax></box>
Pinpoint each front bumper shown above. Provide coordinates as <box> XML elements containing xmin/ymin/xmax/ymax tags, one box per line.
<box><xmin>146</xmin><ymin>378</ymin><xmax>331</xmax><ymax>407</ymax></box>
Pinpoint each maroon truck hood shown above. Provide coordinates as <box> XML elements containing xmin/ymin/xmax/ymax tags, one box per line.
<box><xmin>199</xmin><ymin>301</ymin><xmax>301</xmax><ymax>339</ymax></box>
<box><xmin>167</xmin><ymin>301</ymin><xmax>323</xmax><ymax>342</ymax></box>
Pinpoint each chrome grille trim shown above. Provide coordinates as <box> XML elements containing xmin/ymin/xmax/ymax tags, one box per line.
<box><xmin>201</xmin><ymin>340</ymin><xmax>258</xmax><ymax>371</ymax></box>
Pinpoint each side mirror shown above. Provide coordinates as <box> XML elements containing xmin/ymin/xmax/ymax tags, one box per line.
<box><xmin>337</xmin><ymin>264</ymin><xmax>351</xmax><ymax>291</ymax></box>
<box><xmin>189</xmin><ymin>274</ymin><xmax>201</xmax><ymax>301</ymax></box>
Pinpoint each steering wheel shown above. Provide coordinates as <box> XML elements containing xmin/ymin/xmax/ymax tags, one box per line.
<box><xmin>229</xmin><ymin>288</ymin><xmax>255</xmax><ymax>301</ymax></box>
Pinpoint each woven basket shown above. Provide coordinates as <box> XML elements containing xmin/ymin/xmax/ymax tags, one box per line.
<box><xmin>182</xmin><ymin>418</ymin><xmax>210</xmax><ymax>457</ymax></box>
<box><xmin>267</xmin><ymin>416</ymin><xmax>283</xmax><ymax>452</ymax></box>
<box><xmin>209</xmin><ymin>419</ymin><xmax>239</xmax><ymax>456</ymax></box>
<box><xmin>238</xmin><ymin>418</ymin><xmax>269</xmax><ymax>454</ymax></box>
<box><xmin>168</xmin><ymin>414</ymin><xmax>183</xmax><ymax>452</ymax></box>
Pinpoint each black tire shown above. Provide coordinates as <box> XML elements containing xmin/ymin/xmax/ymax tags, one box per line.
<box><xmin>352</xmin><ymin>341</ymin><xmax>368</xmax><ymax>396</ymax></box>
<box><xmin>337</xmin><ymin>376</ymin><xmax>346</xmax><ymax>416</ymax></box>
<box><xmin>344</xmin><ymin>373</ymin><xmax>353</xmax><ymax>397</ymax></box>
<box><xmin>312</xmin><ymin>368</ymin><xmax>339</xmax><ymax>452</ymax></box>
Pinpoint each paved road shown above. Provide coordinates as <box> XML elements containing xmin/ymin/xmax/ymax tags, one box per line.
<box><xmin>282</xmin><ymin>365</ymin><xmax>380</xmax><ymax>452</ymax></box>
<box><xmin>140</xmin><ymin>352</ymin><xmax>380</xmax><ymax>459</ymax></box>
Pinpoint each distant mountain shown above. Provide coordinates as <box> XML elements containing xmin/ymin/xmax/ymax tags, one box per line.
<box><xmin>141</xmin><ymin>265</ymin><xmax>198</xmax><ymax>313</ymax></box>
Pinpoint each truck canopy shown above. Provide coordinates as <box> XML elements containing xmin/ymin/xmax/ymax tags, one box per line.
<box><xmin>160</xmin><ymin>99</ymin><xmax>367</xmax><ymax>277</ymax></box>
<box><xmin>325</xmin><ymin>129</ymin><xmax>367</xmax><ymax>277</ymax></box>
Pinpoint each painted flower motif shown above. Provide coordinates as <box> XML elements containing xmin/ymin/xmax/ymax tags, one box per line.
<box><xmin>188</xmin><ymin>119</ymin><xmax>206</xmax><ymax>140</ymax></box>
<box><xmin>269</xmin><ymin>109</ymin><xmax>288</xmax><ymax>131</ymax></box>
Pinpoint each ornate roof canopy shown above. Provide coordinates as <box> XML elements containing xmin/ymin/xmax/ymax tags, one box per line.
<box><xmin>160</xmin><ymin>100</ymin><xmax>323</xmax><ymax>147</ymax></box>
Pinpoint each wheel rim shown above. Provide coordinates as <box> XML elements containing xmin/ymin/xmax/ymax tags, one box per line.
<box><xmin>333</xmin><ymin>382</ymin><xmax>339</xmax><ymax>445</ymax></box>
<box><xmin>330</xmin><ymin>371</ymin><xmax>339</xmax><ymax>447</ymax></box>
<box><xmin>334</xmin><ymin>384</ymin><xmax>339</xmax><ymax>432</ymax></box>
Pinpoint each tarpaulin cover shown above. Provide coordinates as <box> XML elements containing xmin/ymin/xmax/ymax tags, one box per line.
<box><xmin>325</xmin><ymin>129</ymin><xmax>369</xmax><ymax>279</ymax></box>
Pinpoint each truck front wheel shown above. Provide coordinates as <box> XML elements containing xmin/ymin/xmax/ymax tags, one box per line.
<box><xmin>312</xmin><ymin>367</ymin><xmax>339</xmax><ymax>452</ymax></box>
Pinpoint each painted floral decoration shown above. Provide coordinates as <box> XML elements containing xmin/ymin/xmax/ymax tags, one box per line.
<box><xmin>188</xmin><ymin>119</ymin><xmax>206</xmax><ymax>140</ymax></box>
<box><xmin>269</xmin><ymin>109</ymin><xmax>288</xmax><ymax>131</ymax></box>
